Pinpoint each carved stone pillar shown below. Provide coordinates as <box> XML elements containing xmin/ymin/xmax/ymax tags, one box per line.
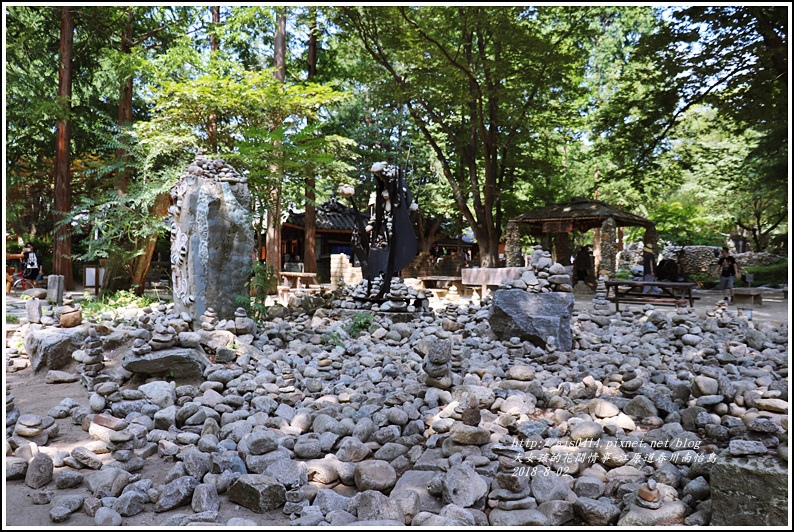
<box><xmin>505</xmin><ymin>222</ymin><xmax>523</xmax><ymax>267</ymax></box>
<box><xmin>598</xmin><ymin>217</ymin><xmax>617</xmax><ymax>279</ymax></box>
<box><xmin>167</xmin><ymin>155</ymin><xmax>254</xmax><ymax>323</ymax></box>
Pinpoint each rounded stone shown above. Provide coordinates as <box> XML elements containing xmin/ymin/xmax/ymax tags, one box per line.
<box><xmin>570</xmin><ymin>422</ymin><xmax>603</xmax><ymax>443</ymax></box>
<box><xmin>354</xmin><ymin>460</ymin><xmax>397</xmax><ymax>492</ymax></box>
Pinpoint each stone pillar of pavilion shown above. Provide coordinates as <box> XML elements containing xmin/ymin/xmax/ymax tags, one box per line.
<box><xmin>504</xmin><ymin>222</ymin><xmax>523</xmax><ymax>267</ymax></box>
<box><xmin>555</xmin><ymin>232</ymin><xmax>571</xmax><ymax>266</ymax></box>
<box><xmin>598</xmin><ymin>216</ymin><xmax>618</xmax><ymax>279</ymax></box>
<box><xmin>592</xmin><ymin>227</ymin><xmax>601</xmax><ymax>276</ymax></box>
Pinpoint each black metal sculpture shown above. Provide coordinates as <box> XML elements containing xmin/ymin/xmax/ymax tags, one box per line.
<box><xmin>341</xmin><ymin>162</ymin><xmax>418</xmax><ymax>300</ymax></box>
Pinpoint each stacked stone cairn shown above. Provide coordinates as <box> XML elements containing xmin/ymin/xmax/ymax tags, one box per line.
<box><xmin>13</xmin><ymin>413</ymin><xmax>59</xmax><ymax>447</ymax></box>
<box><xmin>6</xmin><ymin>332</ymin><xmax>29</xmax><ymax>372</ymax></box>
<box><xmin>7</xmin><ymin>392</ymin><xmax>20</xmax><ymax>435</ymax></box>
<box><xmin>200</xmin><ymin>308</ymin><xmax>219</xmax><ymax>331</ymax></box>
<box><xmin>419</xmin><ymin>335</ymin><xmax>453</xmax><ymax>389</ymax></box>
<box><xmin>499</xmin><ymin>245</ymin><xmax>572</xmax><ymax>294</ymax></box>
<box><xmin>592</xmin><ymin>275</ymin><xmax>611</xmax><ymax>311</ymax></box>
<box><xmin>342</xmin><ymin>276</ymin><xmax>428</xmax><ymax>315</ymax></box>
<box><xmin>58</xmin><ymin>303</ymin><xmax>83</xmax><ymax>329</ymax></box>
<box><xmin>72</xmin><ymin>328</ymin><xmax>106</xmax><ymax>388</ymax></box>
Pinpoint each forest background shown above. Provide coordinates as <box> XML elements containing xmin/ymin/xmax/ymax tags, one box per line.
<box><xmin>4</xmin><ymin>5</ymin><xmax>788</xmax><ymax>294</ymax></box>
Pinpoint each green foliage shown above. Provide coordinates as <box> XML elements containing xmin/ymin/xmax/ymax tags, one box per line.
<box><xmin>743</xmin><ymin>262</ymin><xmax>788</xmax><ymax>288</ymax></box>
<box><xmin>320</xmin><ymin>331</ymin><xmax>344</xmax><ymax>348</ymax></box>
<box><xmin>80</xmin><ymin>289</ymin><xmax>155</xmax><ymax>321</ymax></box>
<box><xmin>344</xmin><ymin>312</ymin><xmax>373</xmax><ymax>337</ymax></box>
<box><xmin>688</xmin><ymin>272</ymin><xmax>719</xmax><ymax>289</ymax></box>
<box><xmin>60</xmin><ymin>124</ymin><xmax>193</xmax><ymax>283</ymax></box>
<box><xmin>615</xmin><ymin>269</ymin><xmax>632</xmax><ymax>281</ymax></box>
<box><xmin>6</xmin><ymin>5</ymin><xmax>788</xmax><ymax>273</ymax></box>
<box><xmin>6</xmin><ymin>315</ymin><xmax>20</xmax><ymax>324</ymax></box>
<box><xmin>239</xmin><ymin>261</ymin><xmax>278</xmax><ymax>322</ymax></box>
<box><xmin>640</xmin><ymin>201</ymin><xmax>725</xmax><ymax>247</ymax></box>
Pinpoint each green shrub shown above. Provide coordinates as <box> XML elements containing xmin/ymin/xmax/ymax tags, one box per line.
<box><xmin>742</xmin><ymin>261</ymin><xmax>788</xmax><ymax>287</ymax></box>
<box><xmin>320</xmin><ymin>331</ymin><xmax>344</xmax><ymax>348</ymax></box>
<box><xmin>688</xmin><ymin>273</ymin><xmax>719</xmax><ymax>289</ymax></box>
<box><xmin>615</xmin><ymin>269</ymin><xmax>632</xmax><ymax>280</ymax></box>
<box><xmin>81</xmin><ymin>289</ymin><xmax>154</xmax><ymax>321</ymax></box>
<box><xmin>6</xmin><ymin>315</ymin><xmax>19</xmax><ymax>323</ymax></box>
<box><xmin>237</xmin><ymin>261</ymin><xmax>278</xmax><ymax>322</ymax></box>
<box><xmin>344</xmin><ymin>312</ymin><xmax>373</xmax><ymax>337</ymax></box>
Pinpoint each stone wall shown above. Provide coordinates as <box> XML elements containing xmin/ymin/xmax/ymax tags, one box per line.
<box><xmin>732</xmin><ymin>251</ymin><xmax>786</xmax><ymax>270</ymax></box>
<box><xmin>618</xmin><ymin>244</ymin><xmax>785</xmax><ymax>275</ymax></box>
<box><xmin>166</xmin><ymin>155</ymin><xmax>254</xmax><ymax>323</ymax></box>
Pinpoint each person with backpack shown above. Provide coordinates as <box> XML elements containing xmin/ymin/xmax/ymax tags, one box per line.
<box><xmin>716</xmin><ymin>246</ymin><xmax>739</xmax><ymax>303</ymax></box>
<box><xmin>22</xmin><ymin>242</ymin><xmax>42</xmax><ymax>288</ymax></box>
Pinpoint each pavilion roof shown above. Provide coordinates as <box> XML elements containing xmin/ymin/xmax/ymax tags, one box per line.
<box><xmin>286</xmin><ymin>198</ymin><xmax>363</xmax><ymax>232</ymax></box>
<box><xmin>510</xmin><ymin>197</ymin><xmax>654</xmax><ymax>231</ymax></box>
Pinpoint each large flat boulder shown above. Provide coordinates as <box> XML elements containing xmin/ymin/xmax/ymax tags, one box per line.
<box><xmin>25</xmin><ymin>326</ymin><xmax>89</xmax><ymax>372</ymax></box>
<box><xmin>489</xmin><ymin>290</ymin><xmax>574</xmax><ymax>350</ymax></box>
<box><xmin>122</xmin><ymin>347</ymin><xmax>210</xmax><ymax>379</ymax></box>
<box><xmin>710</xmin><ymin>455</ymin><xmax>787</xmax><ymax>526</ymax></box>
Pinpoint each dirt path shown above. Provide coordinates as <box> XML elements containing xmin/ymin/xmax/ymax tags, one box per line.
<box><xmin>4</xmin><ymin>365</ymin><xmax>291</xmax><ymax>527</ymax></box>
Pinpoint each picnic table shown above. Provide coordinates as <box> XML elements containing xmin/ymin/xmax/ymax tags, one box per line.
<box><xmin>605</xmin><ymin>280</ymin><xmax>698</xmax><ymax>311</ymax></box>
<box><xmin>280</xmin><ymin>271</ymin><xmax>318</xmax><ymax>289</ymax></box>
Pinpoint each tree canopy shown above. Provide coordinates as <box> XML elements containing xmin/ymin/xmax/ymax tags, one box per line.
<box><xmin>5</xmin><ymin>5</ymin><xmax>788</xmax><ymax>293</ymax></box>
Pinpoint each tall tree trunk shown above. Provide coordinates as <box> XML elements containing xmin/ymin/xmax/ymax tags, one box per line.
<box><xmin>208</xmin><ymin>6</ymin><xmax>220</xmax><ymax>153</ymax></box>
<box><xmin>104</xmin><ymin>7</ymin><xmax>136</xmax><ymax>293</ymax></box>
<box><xmin>303</xmin><ymin>7</ymin><xmax>318</xmax><ymax>274</ymax></box>
<box><xmin>274</xmin><ymin>9</ymin><xmax>286</xmax><ymax>82</ymax></box>
<box><xmin>130</xmin><ymin>194</ymin><xmax>170</xmax><ymax>295</ymax></box>
<box><xmin>54</xmin><ymin>6</ymin><xmax>74</xmax><ymax>290</ymax></box>
<box><xmin>114</xmin><ymin>7</ymin><xmax>135</xmax><ymax>195</ymax></box>
<box><xmin>265</xmin><ymin>7</ymin><xmax>287</xmax><ymax>281</ymax></box>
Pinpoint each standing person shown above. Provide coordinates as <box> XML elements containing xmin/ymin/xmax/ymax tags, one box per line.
<box><xmin>642</xmin><ymin>244</ymin><xmax>661</xmax><ymax>294</ymax></box>
<box><xmin>22</xmin><ymin>243</ymin><xmax>41</xmax><ymax>289</ymax></box>
<box><xmin>717</xmin><ymin>247</ymin><xmax>739</xmax><ymax>303</ymax></box>
<box><xmin>574</xmin><ymin>245</ymin><xmax>592</xmax><ymax>285</ymax></box>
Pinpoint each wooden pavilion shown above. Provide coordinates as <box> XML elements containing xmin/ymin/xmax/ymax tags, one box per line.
<box><xmin>505</xmin><ymin>197</ymin><xmax>657</xmax><ymax>279</ymax></box>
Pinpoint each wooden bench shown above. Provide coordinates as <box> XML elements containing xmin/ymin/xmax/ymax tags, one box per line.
<box><xmin>461</xmin><ymin>267</ymin><xmax>525</xmax><ymax>297</ymax></box>
<box><xmin>732</xmin><ymin>288</ymin><xmax>763</xmax><ymax>306</ymax></box>
<box><xmin>418</xmin><ymin>276</ymin><xmax>463</xmax><ymax>292</ymax></box>
<box><xmin>605</xmin><ymin>280</ymin><xmax>699</xmax><ymax>312</ymax></box>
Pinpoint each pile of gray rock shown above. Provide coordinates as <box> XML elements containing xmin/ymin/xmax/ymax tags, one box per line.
<box><xmin>340</xmin><ymin>276</ymin><xmax>430</xmax><ymax>314</ymax></box>
<box><xmin>4</xmin><ymin>281</ymin><xmax>789</xmax><ymax>527</ymax></box>
<box><xmin>499</xmin><ymin>245</ymin><xmax>572</xmax><ymax>294</ymax></box>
